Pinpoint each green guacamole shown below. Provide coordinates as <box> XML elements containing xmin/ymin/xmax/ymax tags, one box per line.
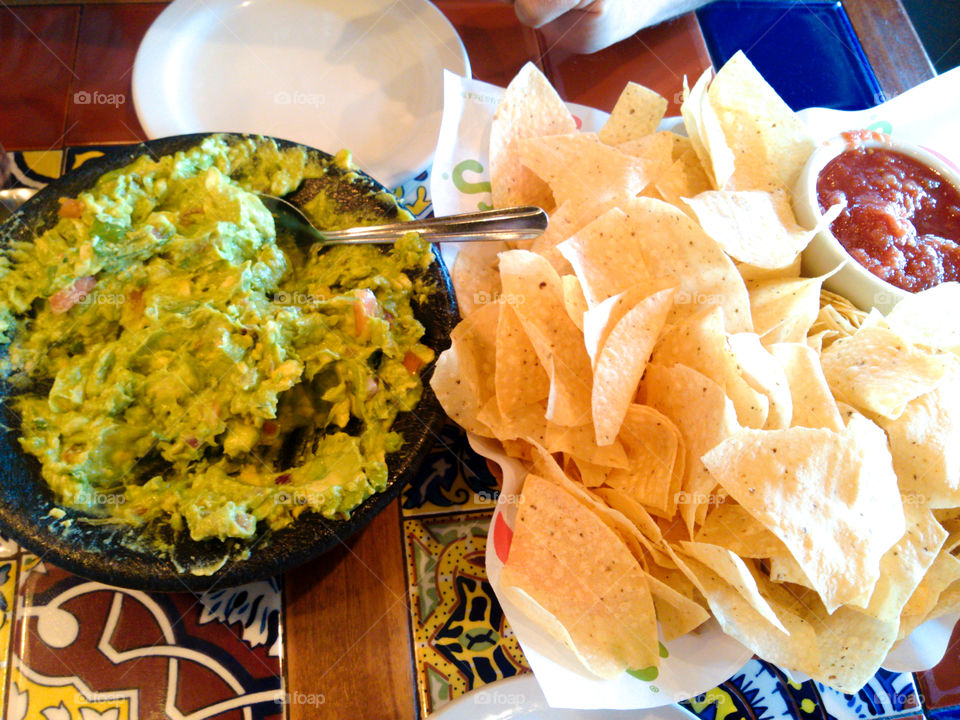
<box><xmin>0</xmin><ymin>135</ymin><xmax>435</xmax><ymax>549</ymax></box>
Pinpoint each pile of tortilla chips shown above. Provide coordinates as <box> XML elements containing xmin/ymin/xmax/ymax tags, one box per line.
<box><xmin>431</xmin><ymin>53</ymin><xmax>960</xmax><ymax>693</ymax></box>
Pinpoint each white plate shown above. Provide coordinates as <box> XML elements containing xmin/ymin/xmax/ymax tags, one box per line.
<box><xmin>132</xmin><ymin>0</ymin><xmax>469</xmax><ymax>188</ymax></box>
<box><xmin>433</xmin><ymin>675</ymin><xmax>698</xmax><ymax>719</ymax></box>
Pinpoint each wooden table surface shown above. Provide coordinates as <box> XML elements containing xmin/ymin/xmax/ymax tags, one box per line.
<box><xmin>0</xmin><ymin>2</ymin><xmax>942</xmax><ymax>719</ymax></box>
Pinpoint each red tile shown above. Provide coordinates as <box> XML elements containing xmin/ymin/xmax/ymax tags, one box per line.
<box><xmin>916</xmin><ymin>620</ymin><xmax>960</xmax><ymax>710</ymax></box>
<box><xmin>65</xmin><ymin>3</ymin><xmax>167</xmax><ymax>146</ymax></box>
<box><xmin>540</xmin><ymin>12</ymin><xmax>712</xmax><ymax>116</ymax></box>
<box><xmin>433</xmin><ymin>0</ymin><xmax>542</xmax><ymax>87</ymax></box>
<box><xmin>0</xmin><ymin>5</ymin><xmax>80</xmax><ymax>150</ymax></box>
<box><xmin>13</xmin><ymin>559</ymin><xmax>284</xmax><ymax>718</ymax></box>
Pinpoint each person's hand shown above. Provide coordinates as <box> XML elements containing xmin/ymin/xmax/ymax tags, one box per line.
<box><xmin>512</xmin><ymin>0</ymin><xmax>708</xmax><ymax>54</ymax></box>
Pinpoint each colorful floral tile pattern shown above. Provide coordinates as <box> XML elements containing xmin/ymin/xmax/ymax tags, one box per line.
<box><xmin>4</xmin><ymin>546</ymin><xmax>284</xmax><ymax>720</ymax></box>
<box><xmin>402</xmin><ymin>509</ymin><xmax>530</xmax><ymax>715</ymax></box>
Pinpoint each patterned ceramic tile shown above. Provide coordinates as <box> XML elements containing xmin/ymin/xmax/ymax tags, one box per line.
<box><xmin>393</xmin><ymin>168</ymin><xmax>433</xmax><ymax>219</ymax></box>
<box><xmin>0</xmin><ymin>546</ymin><xmax>16</xmax><ymax>717</ymax></box>
<box><xmin>63</xmin><ymin>146</ymin><xmax>116</xmax><ymax>175</ymax></box>
<box><xmin>3</xmin><ymin>150</ymin><xmax>64</xmax><ymax>188</ymax></box>
<box><xmin>7</xmin><ymin>552</ymin><xmax>284</xmax><ymax>720</ymax></box>
<box><xmin>930</xmin><ymin>709</ymin><xmax>960</xmax><ymax>720</ymax></box>
<box><xmin>682</xmin><ymin>659</ymin><xmax>920</xmax><ymax>720</ymax></box>
<box><xmin>401</xmin><ymin>421</ymin><xmax>500</xmax><ymax>516</ymax></box>
<box><xmin>403</xmin><ymin>511</ymin><xmax>529</xmax><ymax>715</ymax></box>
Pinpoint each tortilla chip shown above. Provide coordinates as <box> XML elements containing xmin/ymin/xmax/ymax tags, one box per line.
<box><xmin>701</xmin><ymin>419</ymin><xmax>905</xmax><ymax>611</ymax></box>
<box><xmin>646</xmin><ymin>572</ymin><xmax>711</xmax><ymax>642</ymax></box>
<box><xmin>592</xmin><ymin>289</ymin><xmax>674</xmax><ymax>445</ymax></box>
<box><xmin>429</xmin><ymin>302</ymin><xmax>500</xmax><ymax>436</ymax></box>
<box><xmin>641</xmin><ymin>363</ymin><xmax>740</xmax><ymax>533</ymax></box>
<box><xmin>861</xmin><ymin>505</ymin><xmax>946</xmax><ymax>623</ymax></box>
<box><xmin>530</xmin><ymin>448</ymin><xmax>655</xmax><ymax>565</ymax></box>
<box><xmin>879</xmin><ymin>367</ymin><xmax>960</xmax><ymax>508</ymax></box>
<box><xmin>606</xmin><ymin>404</ymin><xmax>681</xmax><ymax>515</ymax></box>
<box><xmin>768</xmin><ymin>551</ymin><xmax>812</xmax><ymax>586</ymax></box>
<box><xmin>684</xmin><ymin>189</ymin><xmax>823</xmax><ymax>269</ymax></box>
<box><xmin>519</xmin><ymin>133</ymin><xmax>653</xmax><ymax>207</ymax></box>
<box><xmin>737</xmin><ymin>254</ymin><xmax>803</xmax><ymax>282</ymax></box>
<box><xmin>496</xmin><ymin>303</ymin><xmax>550</xmax><ymax>416</ymax></box>
<box><xmin>574</xmin><ymin>457</ymin><xmax>611</xmax><ymax>487</ymax></box>
<box><xmin>684</xmin><ymin>554</ymin><xmax>898</xmax><ymax>693</ymax></box>
<box><xmin>680</xmin><ymin>541</ymin><xmax>788</xmax><ymax>632</ymax></box>
<box><xmin>655</xmin><ymin>148</ymin><xmax>714</xmax><ymax>209</ymax></box>
<box><xmin>621</xmin><ymin>196</ymin><xmax>752</xmax><ymax>332</ymax></box>
<box><xmin>545</xmin><ymin>421</ymin><xmax>629</xmax><ymax>469</ymax></box>
<box><xmin>451</xmin><ymin>240</ymin><xmax>508</xmax><ymax>318</ymax></box>
<box><xmin>502</xmin><ymin>473</ymin><xmax>661</xmax><ymax>677</ymax></box>
<box><xmin>561</xmin><ymin>274</ymin><xmax>589</xmax><ymax>330</ymax></box>
<box><xmin>898</xmin><ymin>550</ymin><xmax>960</xmax><ymax>639</ymax></box>
<box><xmin>616</xmin><ymin>131</ymin><xmax>677</xmax><ymax>182</ymax></box>
<box><xmin>770</xmin><ymin>342</ymin><xmax>844</xmax><ymax>432</ymax></box>
<box><xmin>728</xmin><ymin>333</ymin><xmax>793</xmax><ymax>429</ymax></box>
<box><xmin>499</xmin><ymin>250</ymin><xmax>593</xmax><ymax>426</ymax></box>
<box><xmin>695</xmin><ymin>501</ymin><xmax>785</xmax><ymax>558</ymax></box>
<box><xmin>582</xmin><ymin>285</ymin><xmax>652</xmax><ymax>367</ymax></box>
<box><xmin>651</xmin><ymin>306</ymin><xmax>768</xmax><ymax>428</ymax></box>
<box><xmin>480</xmin><ymin>398</ymin><xmax>549</xmax><ymax>447</ymax></box>
<box><xmin>558</xmin><ymin>207</ymin><xmax>652</xmax><ymax>308</ymax></box>
<box><xmin>681</xmin><ymin>69</ymin><xmax>735</xmax><ymax>189</ymax></box>
<box><xmin>599</xmin><ymin>82</ymin><xmax>668</xmax><ymax>145</ymax></box>
<box><xmin>885</xmin><ymin>282</ymin><xmax>960</xmax><ymax>354</ymax></box>
<box><xmin>489</xmin><ymin>62</ymin><xmax>576</xmax><ymax>209</ymax></box>
<box><xmin>821</xmin><ymin>325</ymin><xmax>955</xmax><ymax>421</ymax></box>
<box><xmin>707</xmin><ymin>51</ymin><xmax>814</xmax><ymax>192</ymax></box>
<box><xmin>748</xmin><ymin>277</ymin><xmax>822</xmax><ymax>345</ymax></box>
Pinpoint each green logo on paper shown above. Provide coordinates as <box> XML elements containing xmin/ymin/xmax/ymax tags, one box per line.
<box><xmin>627</xmin><ymin>643</ymin><xmax>669</xmax><ymax>682</ymax></box>
<box><xmin>867</xmin><ymin>120</ymin><xmax>893</xmax><ymax>135</ymax></box>
<box><xmin>452</xmin><ymin>159</ymin><xmax>492</xmax><ymax>210</ymax></box>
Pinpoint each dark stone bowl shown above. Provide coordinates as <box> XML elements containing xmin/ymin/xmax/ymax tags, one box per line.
<box><xmin>0</xmin><ymin>133</ymin><xmax>457</xmax><ymax>592</ymax></box>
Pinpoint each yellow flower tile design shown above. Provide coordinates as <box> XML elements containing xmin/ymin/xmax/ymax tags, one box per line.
<box><xmin>403</xmin><ymin>511</ymin><xmax>529</xmax><ymax>716</ymax></box>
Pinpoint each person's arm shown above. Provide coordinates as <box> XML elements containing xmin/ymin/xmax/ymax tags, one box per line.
<box><xmin>513</xmin><ymin>0</ymin><xmax>711</xmax><ymax>54</ymax></box>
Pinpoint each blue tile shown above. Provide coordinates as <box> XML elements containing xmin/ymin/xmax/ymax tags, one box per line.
<box><xmin>931</xmin><ymin>708</ymin><xmax>960</xmax><ymax>720</ymax></box>
<box><xmin>696</xmin><ymin>1</ymin><xmax>884</xmax><ymax>111</ymax></box>
<box><xmin>682</xmin><ymin>659</ymin><xmax>921</xmax><ymax>720</ymax></box>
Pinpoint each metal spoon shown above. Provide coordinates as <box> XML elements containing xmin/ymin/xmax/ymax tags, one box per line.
<box><xmin>257</xmin><ymin>193</ymin><xmax>548</xmax><ymax>245</ymax></box>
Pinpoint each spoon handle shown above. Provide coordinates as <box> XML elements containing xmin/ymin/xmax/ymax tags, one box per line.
<box><xmin>320</xmin><ymin>206</ymin><xmax>549</xmax><ymax>244</ymax></box>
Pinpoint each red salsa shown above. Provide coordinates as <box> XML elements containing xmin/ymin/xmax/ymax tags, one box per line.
<box><xmin>817</xmin><ymin>144</ymin><xmax>960</xmax><ymax>292</ymax></box>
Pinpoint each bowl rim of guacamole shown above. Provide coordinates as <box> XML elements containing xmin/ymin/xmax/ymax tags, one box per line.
<box><xmin>0</xmin><ymin>132</ymin><xmax>458</xmax><ymax>592</ymax></box>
